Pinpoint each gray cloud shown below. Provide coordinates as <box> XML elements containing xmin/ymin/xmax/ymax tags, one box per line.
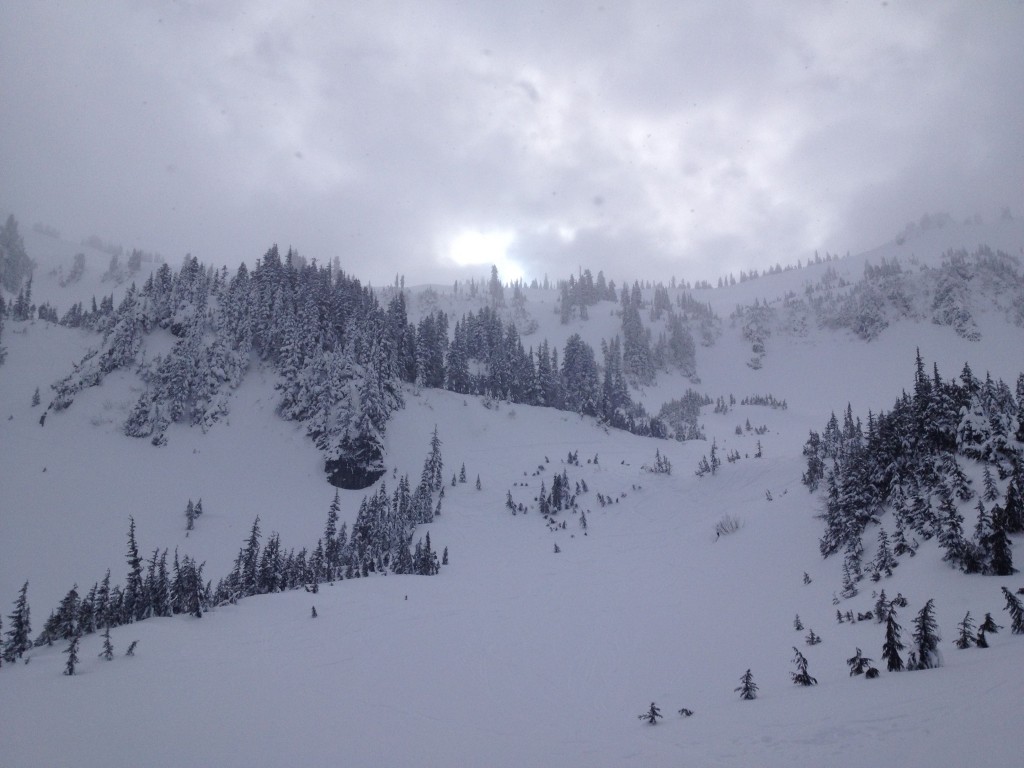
<box><xmin>1</xmin><ymin>1</ymin><xmax>1021</xmax><ymax>286</ymax></box>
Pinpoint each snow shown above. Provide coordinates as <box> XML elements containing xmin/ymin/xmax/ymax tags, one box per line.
<box><xmin>2</xmin><ymin>218</ymin><xmax>1024</xmax><ymax>766</ymax></box>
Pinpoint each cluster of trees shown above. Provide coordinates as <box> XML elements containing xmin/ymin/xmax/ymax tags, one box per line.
<box><xmin>635</xmin><ymin>587</ymin><xmax>1024</xmax><ymax>722</ymax></box>
<box><xmin>46</xmin><ymin>247</ymin><xmax>407</xmax><ymax>488</ymax></box>
<box><xmin>34</xmin><ymin>249</ymin><xmax>718</xmax><ymax>479</ymax></box>
<box><xmin>810</xmin><ymin>246</ymin><xmax>1024</xmax><ymax>341</ymax></box>
<box><xmin>558</xmin><ymin>268</ymin><xmax>617</xmax><ymax>322</ymax></box>
<box><xmin>2</xmin><ymin>430</ymin><xmax>449</xmax><ymax>672</ymax></box>
<box><xmin>805</xmin><ymin>352</ymin><xmax>1024</xmax><ymax>582</ymax></box>
<box><xmin>28</xmin><ymin>516</ymin><xmax>210</xmax><ymax>655</ymax></box>
<box><xmin>0</xmin><ymin>215</ymin><xmax>33</xmax><ymax>295</ymax></box>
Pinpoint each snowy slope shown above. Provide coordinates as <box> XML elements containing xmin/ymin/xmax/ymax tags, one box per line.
<box><xmin>2</xmin><ymin>219</ymin><xmax>1024</xmax><ymax>767</ymax></box>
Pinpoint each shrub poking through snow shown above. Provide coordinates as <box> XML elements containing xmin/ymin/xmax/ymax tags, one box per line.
<box><xmin>715</xmin><ymin>515</ymin><xmax>743</xmax><ymax>538</ymax></box>
<box><xmin>638</xmin><ymin>702</ymin><xmax>663</xmax><ymax>724</ymax></box>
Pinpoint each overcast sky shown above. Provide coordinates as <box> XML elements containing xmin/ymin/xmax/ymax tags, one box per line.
<box><xmin>2</xmin><ymin>1</ymin><xmax>1022</xmax><ymax>286</ymax></box>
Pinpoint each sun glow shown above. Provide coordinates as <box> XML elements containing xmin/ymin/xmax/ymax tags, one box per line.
<box><xmin>447</xmin><ymin>229</ymin><xmax>523</xmax><ymax>283</ymax></box>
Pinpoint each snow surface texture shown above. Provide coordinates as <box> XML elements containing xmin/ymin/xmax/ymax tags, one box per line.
<box><xmin>2</xmin><ymin>218</ymin><xmax>1024</xmax><ymax>767</ymax></box>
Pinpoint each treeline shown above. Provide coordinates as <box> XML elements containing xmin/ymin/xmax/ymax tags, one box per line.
<box><xmin>803</xmin><ymin>351</ymin><xmax>1024</xmax><ymax>584</ymax></box>
<box><xmin>1</xmin><ymin>430</ymin><xmax>448</xmax><ymax>665</ymax></box>
<box><xmin>37</xmin><ymin>248</ymin><xmax>716</xmax><ymax>482</ymax></box>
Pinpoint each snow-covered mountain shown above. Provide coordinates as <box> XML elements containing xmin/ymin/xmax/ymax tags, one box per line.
<box><xmin>2</xmin><ymin>215</ymin><xmax>1024</xmax><ymax>767</ymax></box>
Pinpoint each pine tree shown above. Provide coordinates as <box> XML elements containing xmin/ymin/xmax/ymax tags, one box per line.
<box><xmin>873</xmin><ymin>528</ymin><xmax>896</xmax><ymax>578</ymax></box>
<box><xmin>910</xmin><ymin>599</ymin><xmax>941</xmax><ymax>669</ymax></box>
<box><xmin>3</xmin><ymin>581</ymin><xmax>32</xmax><ymax>662</ymax></box>
<box><xmin>805</xmin><ymin>629</ymin><xmax>822</xmax><ymax>646</ymax></box>
<box><xmin>185</xmin><ymin>499</ymin><xmax>196</xmax><ymax>531</ymax></box>
<box><xmin>123</xmin><ymin>516</ymin><xmax>146</xmax><ymax>623</ymax></box>
<box><xmin>475</xmin><ymin>474</ymin><xmax>482</xmax><ymax>490</ymax></box>
<box><xmin>638</xmin><ymin>702</ymin><xmax>663</xmax><ymax>724</ymax></box>
<box><xmin>847</xmin><ymin>647</ymin><xmax>874</xmax><ymax>676</ymax></box>
<box><xmin>979</xmin><ymin>612</ymin><xmax>1002</xmax><ymax>635</ymax></box>
<box><xmin>1001</xmin><ymin>587</ymin><xmax>1024</xmax><ymax>634</ymax></box>
<box><xmin>99</xmin><ymin>626</ymin><xmax>114</xmax><ymax>660</ymax></box>
<box><xmin>954</xmin><ymin>612</ymin><xmax>976</xmax><ymax>649</ymax></box>
<box><xmin>790</xmin><ymin>647</ymin><xmax>817</xmax><ymax>686</ymax></box>
<box><xmin>793</xmin><ymin>614</ymin><xmax>803</xmax><ymax>631</ymax></box>
<box><xmin>31</xmin><ymin>387</ymin><xmax>40</xmax><ymax>407</ymax></box>
<box><xmin>735</xmin><ymin>669</ymin><xmax>758</xmax><ymax>700</ymax></box>
<box><xmin>63</xmin><ymin>632</ymin><xmax>80</xmax><ymax>675</ymax></box>
<box><xmin>987</xmin><ymin>502</ymin><xmax>1016</xmax><ymax>576</ymax></box>
<box><xmin>882</xmin><ymin>609</ymin><xmax>905</xmax><ymax>672</ymax></box>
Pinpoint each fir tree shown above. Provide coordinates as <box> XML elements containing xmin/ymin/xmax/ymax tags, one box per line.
<box><xmin>805</xmin><ymin>629</ymin><xmax>822</xmax><ymax>646</ymax></box>
<box><xmin>979</xmin><ymin>612</ymin><xmax>1002</xmax><ymax>635</ymax></box>
<box><xmin>3</xmin><ymin>581</ymin><xmax>32</xmax><ymax>662</ymax></box>
<box><xmin>475</xmin><ymin>474</ymin><xmax>482</xmax><ymax>490</ymax></box>
<box><xmin>793</xmin><ymin>614</ymin><xmax>803</xmax><ymax>631</ymax></box>
<box><xmin>1001</xmin><ymin>587</ymin><xmax>1024</xmax><ymax>634</ymax></box>
<box><xmin>638</xmin><ymin>702</ymin><xmax>663</xmax><ymax>724</ymax></box>
<box><xmin>882</xmin><ymin>609</ymin><xmax>905</xmax><ymax>672</ymax></box>
<box><xmin>954</xmin><ymin>612</ymin><xmax>976</xmax><ymax>649</ymax></box>
<box><xmin>31</xmin><ymin>387</ymin><xmax>40</xmax><ymax>407</ymax></box>
<box><xmin>790</xmin><ymin>647</ymin><xmax>817</xmax><ymax>686</ymax></box>
<box><xmin>99</xmin><ymin>626</ymin><xmax>114</xmax><ymax>660</ymax></box>
<box><xmin>123</xmin><ymin>516</ymin><xmax>145</xmax><ymax>623</ymax></box>
<box><xmin>847</xmin><ymin>647</ymin><xmax>874</xmax><ymax>676</ymax></box>
<box><xmin>910</xmin><ymin>599</ymin><xmax>941</xmax><ymax>669</ymax></box>
<box><xmin>987</xmin><ymin>503</ymin><xmax>1016</xmax><ymax>576</ymax></box>
<box><xmin>736</xmin><ymin>669</ymin><xmax>758</xmax><ymax>700</ymax></box>
<box><xmin>63</xmin><ymin>632</ymin><xmax>80</xmax><ymax>675</ymax></box>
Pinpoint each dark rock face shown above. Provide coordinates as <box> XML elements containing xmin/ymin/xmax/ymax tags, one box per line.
<box><xmin>325</xmin><ymin>454</ymin><xmax>385</xmax><ymax>490</ymax></box>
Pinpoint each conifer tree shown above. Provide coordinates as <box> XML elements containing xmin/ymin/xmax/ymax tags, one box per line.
<box><xmin>846</xmin><ymin>647</ymin><xmax>874</xmax><ymax>676</ymax></box>
<box><xmin>736</xmin><ymin>669</ymin><xmax>758</xmax><ymax>700</ymax></box>
<box><xmin>64</xmin><ymin>632</ymin><xmax>80</xmax><ymax>675</ymax></box>
<box><xmin>793</xmin><ymin>614</ymin><xmax>803</xmax><ymax>631</ymax></box>
<box><xmin>790</xmin><ymin>647</ymin><xmax>817</xmax><ymax>686</ymax></box>
<box><xmin>805</xmin><ymin>629</ymin><xmax>822</xmax><ymax>646</ymax></box>
<box><xmin>638</xmin><ymin>702</ymin><xmax>663</xmax><ymax>724</ymax></box>
<box><xmin>979</xmin><ymin>612</ymin><xmax>1002</xmax><ymax>635</ymax></box>
<box><xmin>910</xmin><ymin>599</ymin><xmax>941</xmax><ymax>669</ymax></box>
<box><xmin>1001</xmin><ymin>587</ymin><xmax>1024</xmax><ymax>634</ymax></box>
<box><xmin>882</xmin><ymin>609</ymin><xmax>905</xmax><ymax>672</ymax></box>
<box><xmin>99</xmin><ymin>626</ymin><xmax>114</xmax><ymax>660</ymax></box>
<box><xmin>987</xmin><ymin>503</ymin><xmax>1016</xmax><ymax>576</ymax></box>
<box><xmin>3</xmin><ymin>581</ymin><xmax>32</xmax><ymax>662</ymax></box>
<box><xmin>123</xmin><ymin>516</ymin><xmax>146</xmax><ymax>623</ymax></box>
<box><xmin>954</xmin><ymin>612</ymin><xmax>976</xmax><ymax>649</ymax></box>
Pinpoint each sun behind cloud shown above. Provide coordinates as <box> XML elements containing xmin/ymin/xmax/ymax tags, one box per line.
<box><xmin>446</xmin><ymin>228</ymin><xmax>523</xmax><ymax>283</ymax></box>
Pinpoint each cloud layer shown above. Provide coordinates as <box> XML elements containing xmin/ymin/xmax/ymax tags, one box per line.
<box><xmin>2</xmin><ymin>1</ymin><xmax>1021</xmax><ymax>285</ymax></box>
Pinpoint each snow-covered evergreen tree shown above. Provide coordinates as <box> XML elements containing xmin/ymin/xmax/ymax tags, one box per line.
<box><xmin>909</xmin><ymin>599</ymin><xmax>941</xmax><ymax>669</ymax></box>
<box><xmin>736</xmin><ymin>669</ymin><xmax>758</xmax><ymax>700</ymax></box>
